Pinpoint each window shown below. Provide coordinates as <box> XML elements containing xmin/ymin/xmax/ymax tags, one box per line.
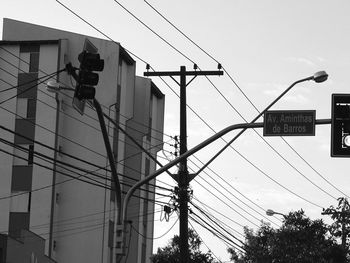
<box><xmin>11</xmin><ymin>166</ymin><xmax>33</xmax><ymax>192</ymax></box>
<box><xmin>14</xmin><ymin>119</ymin><xmax>35</xmax><ymax>144</ymax></box>
<box><xmin>17</xmin><ymin>73</ymin><xmax>38</xmax><ymax>99</ymax></box>
<box><xmin>108</xmin><ymin>220</ymin><xmax>114</xmax><ymax>248</ymax></box>
<box><xmin>8</xmin><ymin>212</ymin><xmax>30</xmax><ymax>239</ymax></box>
<box><xmin>29</xmin><ymin>53</ymin><xmax>39</xmax><ymax>73</ymax></box>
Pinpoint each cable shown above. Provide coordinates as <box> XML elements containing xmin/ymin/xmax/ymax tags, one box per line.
<box><xmin>0</xmin><ymin>124</ymin><xmax>172</xmax><ymax>192</ymax></box>
<box><xmin>0</xmin><ymin>46</ymin><xmax>174</xmax><ymax>143</ymax></box>
<box><xmin>0</xmin><ymin>142</ymin><xmax>172</xmax><ymax>205</ymax></box>
<box><xmin>53</xmin><ymin>0</ymin><xmax>326</xmax><ymax>227</ymax></box>
<box><xmin>143</xmin><ymin>1</ymin><xmax>347</xmax><ymax>199</ymax></box>
<box><xmin>191</xmin><ymin>201</ymin><xmax>245</xmax><ymax>246</ymax></box>
<box><xmin>192</xmin><ymin>155</ymin><xmax>283</xmax><ymax>223</ymax></box>
<box><xmin>131</xmin><ymin>217</ymin><xmax>178</xmax><ymax>240</ymax></box>
<box><xmin>188</xmin><ymin>221</ymin><xmax>224</xmax><ymax>263</ymax></box>
<box><xmin>192</xmin><ymin>197</ymin><xmax>252</xmax><ymax>231</ymax></box>
<box><xmin>189</xmin><ymin>213</ymin><xmax>245</xmax><ymax>253</ymax></box>
<box><xmin>0</xmin><ymin>69</ymin><xmax>65</xmax><ymax>105</ymax></box>
<box><xmin>0</xmin><ymin>50</ymin><xmax>175</xmax><ymax>185</ymax></box>
<box><xmin>0</xmin><ymin>125</ymin><xmax>173</xmax><ymax>199</ymax></box>
<box><xmin>112</xmin><ymin>0</ymin><xmax>195</xmax><ymax>65</ymax></box>
<box><xmin>188</xmin><ymin>157</ymin><xmax>281</xmax><ymax>227</ymax></box>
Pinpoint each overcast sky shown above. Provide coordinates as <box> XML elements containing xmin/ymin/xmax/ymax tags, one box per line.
<box><xmin>1</xmin><ymin>0</ymin><xmax>350</xmax><ymax>261</ymax></box>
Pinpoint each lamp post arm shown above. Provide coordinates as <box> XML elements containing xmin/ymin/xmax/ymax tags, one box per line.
<box><xmin>121</xmin><ymin>122</ymin><xmax>264</xmax><ymax>229</ymax></box>
<box><xmin>195</xmin><ymin>76</ymin><xmax>314</xmax><ymax>175</ymax></box>
<box><xmin>119</xmin><ymin>118</ymin><xmax>331</xmax><ymax>254</ymax></box>
<box><xmin>256</xmin><ymin>76</ymin><xmax>313</xmax><ymax>122</ymax></box>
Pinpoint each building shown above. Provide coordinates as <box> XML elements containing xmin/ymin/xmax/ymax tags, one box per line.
<box><xmin>0</xmin><ymin>229</ymin><xmax>56</xmax><ymax>263</ymax></box>
<box><xmin>0</xmin><ymin>18</ymin><xmax>165</xmax><ymax>263</ymax></box>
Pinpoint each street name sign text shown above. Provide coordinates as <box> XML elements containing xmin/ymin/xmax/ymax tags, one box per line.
<box><xmin>264</xmin><ymin>110</ymin><xmax>316</xmax><ymax>136</ymax></box>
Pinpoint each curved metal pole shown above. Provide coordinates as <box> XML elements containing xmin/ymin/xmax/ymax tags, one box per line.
<box><xmin>121</xmin><ymin>122</ymin><xmax>264</xmax><ymax>241</ymax></box>
<box><xmin>196</xmin><ymin>76</ymin><xmax>314</xmax><ymax>175</ymax></box>
<box><xmin>120</xmin><ymin>118</ymin><xmax>331</xmax><ymax>254</ymax></box>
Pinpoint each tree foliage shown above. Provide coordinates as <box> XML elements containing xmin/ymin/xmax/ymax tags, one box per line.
<box><xmin>323</xmin><ymin>197</ymin><xmax>350</xmax><ymax>254</ymax></box>
<box><xmin>150</xmin><ymin>229</ymin><xmax>218</xmax><ymax>263</ymax></box>
<box><xmin>229</xmin><ymin>210</ymin><xmax>346</xmax><ymax>263</ymax></box>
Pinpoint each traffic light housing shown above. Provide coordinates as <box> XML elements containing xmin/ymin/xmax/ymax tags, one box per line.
<box><xmin>331</xmin><ymin>94</ymin><xmax>350</xmax><ymax>157</ymax></box>
<box><xmin>75</xmin><ymin>51</ymin><xmax>104</xmax><ymax>100</ymax></box>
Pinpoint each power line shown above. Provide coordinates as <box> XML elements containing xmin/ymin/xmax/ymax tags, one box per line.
<box><xmin>191</xmin><ymin>201</ymin><xmax>245</xmax><ymax>246</ymax></box>
<box><xmin>142</xmin><ymin>1</ymin><xmax>347</xmax><ymax>199</ymax></box>
<box><xmin>188</xmin><ymin>222</ymin><xmax>224</xmax><ymax>263</ymax></box>
<box><xmin>130</xmin><ymin>217</ymin><xmax>178</xmax><ymax>240</ymax></box>
<box><xmin>0</xmin><ymin>124</ymin><xmax>172</xmax><ymax>194</ymax></box>
<box><xmin>54</xmin><ymin>0</ymin><xmax>325</xmax><ymax>219</ymax></box>
<box><xmin>0</xmin><ymin>142</ymin><xmax>172</xmax><ymax>205</ymax></box>
<box><xmin>191</xmin><ymin>155</ymin><xmax>283</xmax><ymax>224</ymax></box>
<box><xmin>0</xmin><ymin>45</ymin><xmax>173</xmax><ymax>144</ymax></box>
<box><xmin>187</xmin><ymin>157</ymin><xmax>280</xmax><ymax>227</ymax></box>
<box><xmin>189</xmin><ymin>213</ymin><xmax>245</xmax><ymax>253</ymax></box>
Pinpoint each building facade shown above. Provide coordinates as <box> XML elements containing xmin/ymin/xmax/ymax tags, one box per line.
<box><xmin>0</xmin><ymin>18</ymin><xmax>165</xmax><ymax>263</ymax></box>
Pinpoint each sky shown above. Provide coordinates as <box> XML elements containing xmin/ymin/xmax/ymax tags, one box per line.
<box><xmin>1</xmin><ymin>0</ymin><xmax>350</xmax><ymax>262</ymax></box>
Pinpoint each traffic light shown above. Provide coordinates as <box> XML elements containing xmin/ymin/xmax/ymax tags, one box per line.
<box><xmin>331</xmin><ymin>94</ymin><xmax>350</xmax><ymax>157</ymax></box>
<box><xmin>75</xmin><ymin>51</ymin><xmax>104</xmax><ymax>100</ymax></box>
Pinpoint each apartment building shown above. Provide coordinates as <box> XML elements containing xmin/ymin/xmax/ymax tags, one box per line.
<box><xmin>0</xmin><ymin>18</ymin><xmax>164</xmax><ymax>263</ymax></box>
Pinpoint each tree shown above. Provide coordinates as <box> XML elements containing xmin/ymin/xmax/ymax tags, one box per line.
<box><xmin>323</xmin><ymin>197</ymin><xmax>350</xmax><ymax>256</ymax></box>
<box><xmin>229</xmin><ymin>210</ymin><xmax>346</xmax><ymax>263</ymax></box>
<box><xmin>150</xmin><ymin>229</ymin><xmax>218</xmax><ymax>263</ymax></box>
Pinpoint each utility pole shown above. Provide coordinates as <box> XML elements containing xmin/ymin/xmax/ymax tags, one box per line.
<box><xmin>144</xmin><ymin>66</ymin><xmax>223</xmax><ymax>263</ymax></box>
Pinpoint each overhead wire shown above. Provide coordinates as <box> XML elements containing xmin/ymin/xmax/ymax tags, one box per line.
<box><xmin>191</xmin><ymin>199</ymin><xmax>246</xmax><ymax>240</ymax></box>
<box><xmin>189</xmin><ymin>212</ymin><xmax>246</xmax><ymax>253</ymax></box>
<box><xmin>0</xmin><ymin>124</ymin><xmax>173</xmax><ymax>195</ymax></box>
<box><xmin>0</xmin><ymin>77</ymin><xmax>173</xmax><ymax>191</ymax></box>
<box><xmin>0</xmin><ymin>45</ymin><xmax>173</xmax><ymax>147</ymax></box>
<box><xmin>130</xmin><ymin>216</ymin><xmax>179</xmax><ymax>240</ymax></box>
<box><xmin>187</xmin><ymin>157</ymin><xmax>280</xmax><ymax>227</ymax></box>
<box><xmin>51</xmin><ymin>1</ymin><xmax>326</xmax><ymax>240</ymax></box>
<box><xmin>191</xmin><ymin>154</ymin><xmax>283</xmax><ymax>223</ymax></box>
<box><xmin>190</xmin><ymin>201</ymin><xmax>245</xmax><ymax>246</ymax></box>
<box><xmin>142</xmin><ymin>1</ymin><xmax>347</xmax><ymax>199</ymax></box>
<box><xmin>188</xmin><ymin>222</ymin><xmax>224</xmax><ymax>263</ymax></box>
<box><xmin>0</xmin><ymin>46</ymin><xmax>178</xmax><ymax>189</ymax></box>
<box><xmin>0</xmin><ymin>139</ymin><xmax>172</xmax><ymax>205</ymax></box>
<box><xmin>104</xmin><ymin>0</ymin><xmax>328</xmax><ymax>207</ymax></box>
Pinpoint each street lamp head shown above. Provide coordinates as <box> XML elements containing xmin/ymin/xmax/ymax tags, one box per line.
<box><xmin>312</xmin><ymin>71</ymin><xmax>328</xmax><ymax>83</ymax></box>
<box><xmin>46</xmin><ymin>81</ymin><xmax>74</xmax><ymax>93</ymax></box>
<box><xmin>266</xmin><ymin>209</ymin><xmax>276</xmax><ymax>216</ymax></box>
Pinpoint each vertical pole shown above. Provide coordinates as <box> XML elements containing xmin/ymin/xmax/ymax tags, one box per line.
<box><xmin>179</xmin><ymin>66</ymin><xmax>189</xmax><ymax>263</ymax></box>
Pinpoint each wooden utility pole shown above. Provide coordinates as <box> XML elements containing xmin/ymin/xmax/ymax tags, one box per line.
<box><xmin>144</xmin><ymin>66</ymin><xmax>223</xmax><ymax>263</ymax></box>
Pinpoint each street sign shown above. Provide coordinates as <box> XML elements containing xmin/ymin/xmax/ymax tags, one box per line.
<box><xmin>264</xmin><ymin>110</ymin><xmax>316</xmax><ymax>136</ymax></box>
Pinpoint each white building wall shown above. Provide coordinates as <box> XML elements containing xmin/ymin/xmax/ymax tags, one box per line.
<box><xmin>1</xmin><ymin>18</ymin><xmax>165</xmax><ymax>263</ymax></box>
<box><xmin>0</xmin><ymin>45</ymin><xmax>19</xmax><ymax>234</ymax></box>
<box><xmin>30</xmin><ymin>44</ymin><xmax>60</xmax><ymax>255</ymax></box>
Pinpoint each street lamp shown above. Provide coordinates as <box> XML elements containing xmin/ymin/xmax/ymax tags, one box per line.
<box><xmin>195</xmin><ymin>71</ymin><xmax>329</xmax><ymax>175</ymax></box>
<box><xmin>46</xmin><ymin>80</ymin><xmax>75</xmax><ymax>92</ymax></box>
<box><xmin>120</xmin><ymin>71</ymin><xmax>329</xmax><ymax>258</ymax></box>
<box><xmin>266</xmin><ymin>209</ymin><xmax>287</xmax><ymax>219</ymax></box>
